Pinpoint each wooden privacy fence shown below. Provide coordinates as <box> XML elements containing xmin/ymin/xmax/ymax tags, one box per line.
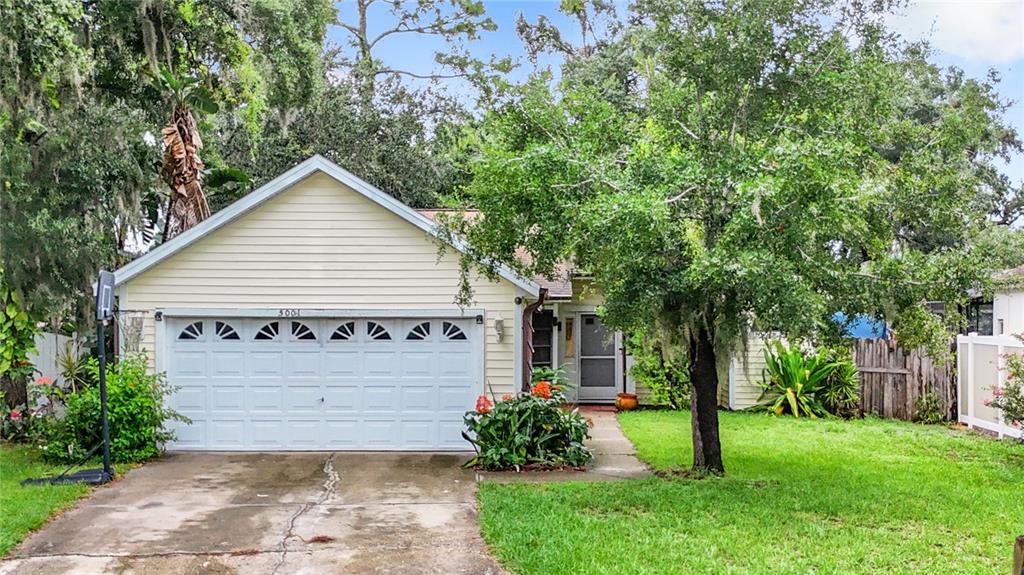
<box><xmin>852</xmin><ymin>339</ymin><xmax>955</xmax><ymax>421</ymax></box>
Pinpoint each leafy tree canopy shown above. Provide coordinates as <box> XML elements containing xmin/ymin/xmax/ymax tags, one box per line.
<box><xmin>0</xmin><ymin>0</ymin><xmax>334</xmax><ymax>322</ymax></box>
<box><xmin>446</xmin><ymin>0</ymin><xmax>1021</xmax><ymax>473</ymax></box>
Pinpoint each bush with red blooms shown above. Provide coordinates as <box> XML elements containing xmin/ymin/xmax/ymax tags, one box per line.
<box><xmin>475</xmin><ymin>395</ymin><xmax>493</xmax><ymax>414</ymax></box>
<box><xmin>531</xmin><ymin>380</ymin><xmax>552</xmax><ymax>399</ymax></box>
<box><xmin>463</xmin><ymin>382</ymin><xmax>591</xmax><ymax>470</ymax></box>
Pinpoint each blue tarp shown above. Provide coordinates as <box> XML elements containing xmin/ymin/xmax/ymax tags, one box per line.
<box><xmin>833</xmin><ymin>312</ymin><xmax>889</xmax><ymax>339</ymax></box>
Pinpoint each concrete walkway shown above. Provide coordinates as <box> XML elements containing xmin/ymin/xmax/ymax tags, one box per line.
<box><xmin>2</xmin><ymin>453</ymin><xmax>504</xmax><ymax>575</ymax></box>
<box><xmin>477</xmin><ymin>408</ymin><xmax>650</xmax><ymax>482</ymax></box>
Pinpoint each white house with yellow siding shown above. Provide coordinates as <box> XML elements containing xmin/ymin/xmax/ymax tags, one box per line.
<box><xmin>114</xmin><ymin>155</ymin><xmax>761</xmax><ymax>452</ymax></box>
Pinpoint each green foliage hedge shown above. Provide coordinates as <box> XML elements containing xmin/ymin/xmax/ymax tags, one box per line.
<box><xmin>627</xmin><ymin>330</ymin><xmax>691</xmax><ymax>409</ymax></box>
<box><xmin>36</xmin><ymin>355</ymin><xmax>187</xmax><ymax>463</ymax></box>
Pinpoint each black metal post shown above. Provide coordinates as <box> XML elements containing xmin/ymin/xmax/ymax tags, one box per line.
<box><xmin>97</xmin><ymin>319</ymin><xmax>113</xmax><ymax>480</ymax></box>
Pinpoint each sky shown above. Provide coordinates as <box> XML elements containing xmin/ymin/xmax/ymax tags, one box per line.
<box><xmin>330</xmin><ymin>0</ymin><xmax>1024</xmax><ymax>184</ymax></box>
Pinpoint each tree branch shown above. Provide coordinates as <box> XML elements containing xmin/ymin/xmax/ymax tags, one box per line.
<box><xmin>373</xmin><ymin>68</ymin><xmax>468</xmax><ymax>80</ymax></box>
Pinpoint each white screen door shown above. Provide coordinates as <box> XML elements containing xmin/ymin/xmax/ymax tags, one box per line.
<box><xmin>576</xmin><ymin>313</ymin><xmax>620</xmax><ymax>402</ymax></box>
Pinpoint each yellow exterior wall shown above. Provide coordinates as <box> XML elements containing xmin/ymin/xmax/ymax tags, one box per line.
<box><xmin>728</xmin><ymin>338</ymin><xmax>770</xmax><ymax>409</ymax></box>
<box><xmin>121</xmin><ymin>172</ymin><xmax>520</xmax><ymax>395</ymax></box>
<box><xmin>565</xmin><ymin>278</ymin><xmax>764</xmax><ymax>408</ymax></box>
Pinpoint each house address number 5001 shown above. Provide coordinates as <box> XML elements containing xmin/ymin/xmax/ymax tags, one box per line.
<box><xmin>278</xmin><ymin>309</ymin><xmax>301</xmax><ymax>317</ymax></box>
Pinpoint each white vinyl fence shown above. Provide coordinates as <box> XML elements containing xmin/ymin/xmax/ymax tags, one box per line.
<box><xmin>956</xmin><ymin>334</ymin><xmax>1024</xmax><ymax>440</ymax></box>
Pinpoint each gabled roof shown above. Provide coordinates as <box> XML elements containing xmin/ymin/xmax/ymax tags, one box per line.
<box><xmin>417</xmin><ymin>210</ymin><xmax>574</xmax><ymax>299</ymax></box>
<box><xmin>114</xmin><ymin>155</ymin><xmax>540</xmax><ymax>296</ymax></box>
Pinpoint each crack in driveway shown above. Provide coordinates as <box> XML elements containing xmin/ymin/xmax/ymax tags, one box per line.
<box><xmin>270</xmin><ymin>452</ymin><xmax>338</xmax><ymax>575</ymax></box>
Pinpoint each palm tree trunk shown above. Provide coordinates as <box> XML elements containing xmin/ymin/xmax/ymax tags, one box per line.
<box><xmin>162</xmin><ymin>105</ymin><xmax>209</xmax><ymax>239</ymax></box>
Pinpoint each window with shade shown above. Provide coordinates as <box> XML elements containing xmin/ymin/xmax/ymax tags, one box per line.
<box><xmin>531</xmin><ymin>310</ymin><xmax>555</xmax><ymax>368</ymax></box>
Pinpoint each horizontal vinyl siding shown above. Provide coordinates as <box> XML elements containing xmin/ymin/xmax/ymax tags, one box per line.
<box><xmin>122</xmin><ymin>172</ymin><xmax>518</xmax><ymax>395</ymax></box>
<box><xmin>731</xmin><ymin>339</ymin><xmax>770</xmax><ymax>410</ymax></box>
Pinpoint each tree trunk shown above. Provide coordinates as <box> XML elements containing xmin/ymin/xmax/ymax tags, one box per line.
<box><xmin>689</xmin><ymin>324</ymin><xmax>724</xmax><ymax>474</ymax></box>
<box><xmin>1</xmin><ymin>376</ymin><xmax>27</xmax><ymax>409</ymax></box>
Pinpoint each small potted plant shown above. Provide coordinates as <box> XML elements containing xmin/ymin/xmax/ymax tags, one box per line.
<box><xmin>616</xmin><ymin>392</ymin><xmax>638</xmax><ymax>411</ymax></box>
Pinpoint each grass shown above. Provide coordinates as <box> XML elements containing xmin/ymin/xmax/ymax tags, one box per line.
<box><xmin>0</xmin><ymin>444</ymin><xmax>92</xmax><ymax>556</ymax></box>
<box><xmin>477</xmin><ymin>410</ymin><xmax>1024</xmax><ymax>575</ymax></box>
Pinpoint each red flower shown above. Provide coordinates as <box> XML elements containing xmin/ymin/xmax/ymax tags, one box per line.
<box><xmin>501</xmin><ymin>394</ymin><xmax>512</xmax><ymax>401</ymax></box>
<box><xmin>475</xmin><ymin>395</ymin><xmax>493</xmax><ymax>414</ymax></box>
<box><xmin>531</xmin><ymin>381</ymin><xmax>552</xmax><ymax>399</ymax></box>
<box><xmin>35</xmin><ymin>377</ymin><xmax>54</xmax><ymax>386</ymax></box>
<box><xmin>9</xmin><ymin>410</ymin><xmax>21</xmax><ymax>420</ymax></box>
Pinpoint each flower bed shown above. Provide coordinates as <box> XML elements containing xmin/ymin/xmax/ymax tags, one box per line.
<box><xmin>463</xmin><ymin>376</ymin><xmax>592</xmax><ymax>470</ymax></box>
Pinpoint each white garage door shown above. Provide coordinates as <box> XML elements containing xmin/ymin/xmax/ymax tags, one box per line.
<box><xmin>164</xmin><ymin>316</ymin><xmax>480</xmax><ymax>450</ymax></box>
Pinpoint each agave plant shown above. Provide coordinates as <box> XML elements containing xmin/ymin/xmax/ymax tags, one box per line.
<box><xmin>818</xmin><ymin>349</ymin><xmax>861</xmax><ymax>417</ymax></box>
<box><xmin>755</xmin><ymin>341</ymin><xmax>838</xmax><ymax>418</ymax></box>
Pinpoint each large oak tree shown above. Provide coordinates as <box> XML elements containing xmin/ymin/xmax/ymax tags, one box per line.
<box><xmin>445</xmin><ymin>0</ymin><xmax>1020</xmax><ymax>474</ymax></box>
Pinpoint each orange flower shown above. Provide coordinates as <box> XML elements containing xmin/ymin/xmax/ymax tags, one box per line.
<box><xmin>475</xmin><ymin>395</ymin><xmax>493</xmax><ymax>414</ymax></box>
<box><xmin>501</xmin><ymin>394</ymin><xmax>512</xmax><ymax>401</ymax></box>
<box><xmin>531</xmin><ymin>381</ymin><xmax>551</xmax><ymax>399</ymax></box>
<box><xmin>35</xmin><ymin>377</ymin><xmax>54</xmax><ymax>386</ymax></box>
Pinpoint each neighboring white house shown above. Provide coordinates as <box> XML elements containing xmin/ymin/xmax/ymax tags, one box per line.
<box><xmin>955</xmin><ymin>270</ymin><xmax>1024</xmax><ymax>440</ymax></box>
<box><xmin>112</xmin><ymin>155</ymin><xmax>765</xmax><ymax>452</ymax></box>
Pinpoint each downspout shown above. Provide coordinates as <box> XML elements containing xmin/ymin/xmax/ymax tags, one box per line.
<box><xmin>521</xmin><ymin>289</ymin><xmax>548</xmax><ymax>392</ymax></box>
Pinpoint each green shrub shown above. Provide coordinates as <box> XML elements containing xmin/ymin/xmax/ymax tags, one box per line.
<box><xmin>531</xmin><ymin>364</ymin><xmax>570</xmax><ymax>387</ymax></box>
<box><xmin>627</xmin><ymin>330</ymin><xmax>690</xmax><ymax>409</ymax></box>
<box><xmin>37</xmin><ymin>355</ymin><xmax>187</xmax><ymax>463</ymax></box>
<box><xmin>463</xmin><ymin>382</ymin><xmax>592</xmax><ymax>470</ymax></box>
<box><xmin>818</xmin><ymin>348</ymin><xmax>861</xmax><ymax>418</ymax></box>
<box><xmin>753</xmin><ymin>341</ymin><xmax>837</xmax><ymax>418</ymax></box>
<box><xmin>912</xmin><ymin>392</ymin><xmax>947</xmax><ymax>425</ymax></box>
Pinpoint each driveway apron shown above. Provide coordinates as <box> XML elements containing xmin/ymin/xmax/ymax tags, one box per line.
<box><xmin>2</xmin><ymin>452</ymin><xmax>504</xmax><ymax>575</ymax></box>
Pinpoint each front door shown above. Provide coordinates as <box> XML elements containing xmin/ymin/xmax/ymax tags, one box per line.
<box><xmin>576</xmin><ymin>313</ymin><xmax>619</xmax><ymax>402</ymax></box>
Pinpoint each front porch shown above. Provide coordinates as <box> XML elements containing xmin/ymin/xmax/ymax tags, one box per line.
<box><xmin>524</xmin><ymin>295</ymin><xmax>633</xmax><ymax>404</ymax></box>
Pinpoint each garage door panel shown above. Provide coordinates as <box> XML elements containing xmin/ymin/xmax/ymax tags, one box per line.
<box><xmin>209</xmin><ymin>420</ymin><xmax>245</xmax><ymax>448</ymax></box>
<box><xmin>401</xmin><ymin>351</ymin><xmax>436</xmax><ymax>376</ymax></box>
<box><xmin>401</xmin><ymin>386</ymin><xmax>436</xmax><ymax>411</ymax></box>
<box><xmin>363</xmin><ymin>386</ymin><xmax>399</xmax><ymax>411</ymax></box>
<box><xmin>401</xmin><ymin>420</ymin><xmax>436</xmax><ymax>447</ymax></box>
<box><xmin>167</xmin><ymin>316</ymin><xmax>480</xmax><ymax>450</ymax></box>
<box><xmin>324</xmin><ymin>385</ymin><xmax>359</xmax><ymax>411</ymax></box>
<box><xmin>210</xmin><ymin>352</ymin><xmax>245</xmax><ymax>377</ymax></box>
<box><xmin>285</xmin><ymin>385</ymin><xmax>323</xmax><ymax>412</ymax></box>
<box><xmin>171</xmin><ymin>351</ymin><xmax>208</xmax><ymax>377</ymax></box>
<box><xmin>248</xmin><ymin>386</ymin><xmax>284</xmax><ymax>411</ymax></box>
<box><xmin>439</xmin><ymin>352</ymin><xmax>473</xmax><ymax>376</ymax></box>
<box><xmin>170</xmin><ymin>420</ymin><xmax>206</xmax><ymax>447</ymax></box>
<box><xmin>324</xmin><ymin>419</ymin><xmax>360</xmax><ymax>447</ymax></box>
<box><xmin>439</xmin><ymin>387</ymin><xmax>473</xmax><ymax>411</ymax></box>
<box><xmin>324</xmin><ymin>351</ymin><xmax>360</xmax><ymax>376</ymax></box>
<box><xmin>285</xmin><ymin>419</ymin><xmax>321</xmax><ymax>448</ymax></box>
<box><xmin>285</xmin><ymin>351</ymin><xmax>322</xmax><ymax>376</ymax></box>
<box><xmin>438</xmin><ymin>420</ymin><xmax>467</xmax><ymax>448</ymax></box>
<box><xmin>211</xmin><ymin>386</ymin><xmax>245</xmax><ymax>411</ymax></box>
<box><xmin>364</xmin><ymin>420</ymin><xmax>400</xmax><ymax>446</ymax></box>
<box><xmin>173</xmin><ymin>386</ymin><xmax>207</xmax><ymax>411</ymax></box>
<box><xmin>364</xmin><ymin>352</ymin><xmax>399</xmax><ymax>377</ymax></box>
<box><xmin>249</xmin><ymin>352</ymin><xmax>284</xmax><ymax>377</ymax></box>
<box><xmin>250</xmin><ymin>419</ymin><xmax>285</xmax><ymax>448</ymax></box>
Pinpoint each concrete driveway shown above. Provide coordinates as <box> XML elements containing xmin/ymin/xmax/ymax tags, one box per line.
<box><xmin>2</xmin><ymin>452</ymin><xmax>504</xmax><ymax>575</ymax></box>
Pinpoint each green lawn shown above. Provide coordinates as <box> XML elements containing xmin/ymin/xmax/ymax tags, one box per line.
<box><xmin>0</xmin><ymin>444</ymin><xmax>92</xmax><ymax>556</ymax></box>
<box><xmin>477</xmin><ymin>411</ymin><xmax>1024</xmax><ymax>575</ymax></box>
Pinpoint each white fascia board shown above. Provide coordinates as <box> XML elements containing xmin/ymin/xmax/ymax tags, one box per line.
<box><xmin>113</xmin><ymin>155</ymin><xmax>540</xmax><ymax>297</ymax></box>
